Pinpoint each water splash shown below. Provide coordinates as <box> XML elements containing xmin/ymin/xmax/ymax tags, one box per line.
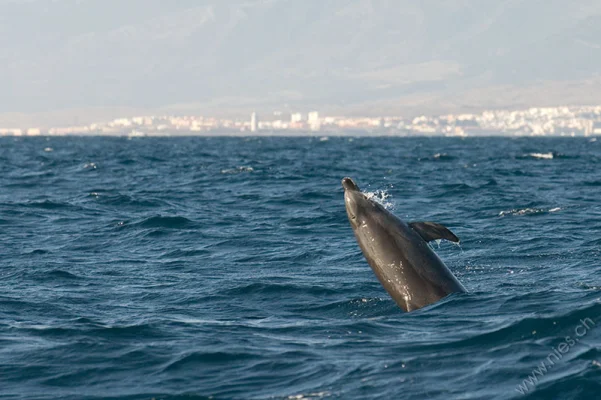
<box><xmin>364</xmin><ymin>189</ymin><xmax>393</xmax><ymax>209</ymax></box>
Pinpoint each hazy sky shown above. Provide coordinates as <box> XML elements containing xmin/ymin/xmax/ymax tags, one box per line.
<box><xmin>2</xmin><ymin>0</ymin><xmax>601</xmax><ymax>121</ymax></box>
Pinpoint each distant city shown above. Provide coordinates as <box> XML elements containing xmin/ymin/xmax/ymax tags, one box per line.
<box><xmin>2</xmin><ymin>106</ymin><xmax>601</xmax><ymax>137</ymax></box>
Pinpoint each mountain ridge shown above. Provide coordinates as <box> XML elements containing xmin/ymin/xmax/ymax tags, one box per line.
<box><xmin>2</xmin><ymin>0</ymin><xmax>601</xmax><ymax>125</ymax></box>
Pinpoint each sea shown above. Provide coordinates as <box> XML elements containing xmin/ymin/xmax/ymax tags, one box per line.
<box><xmin>1</xmin><ymin>136</ymin><xmax>601</xmax><ymax>400</ymax></box>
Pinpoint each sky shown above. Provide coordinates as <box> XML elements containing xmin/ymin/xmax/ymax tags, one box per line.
<box><xmin>2</xmin><ymin>0</ymin><xmax>601</xmax><ymax>125</ymax></box>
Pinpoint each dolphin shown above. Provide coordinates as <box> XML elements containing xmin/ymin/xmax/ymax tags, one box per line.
<box><xmin>342</xmin><ymin>177</ymin><xmax>466</xmax><ymax>312</ymax></box>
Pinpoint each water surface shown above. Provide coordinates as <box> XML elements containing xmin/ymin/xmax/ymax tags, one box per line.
<box><xmin>1</xmin><ymin>137</ymin><xmax>600</xmax><ymax>399</ymax></box>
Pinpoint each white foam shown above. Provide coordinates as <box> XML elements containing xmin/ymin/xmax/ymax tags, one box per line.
<box><xmin>529</xmin><ymin>152</ymin><xmax>554</xmax><ymax>159</ymax></box>
<box><xmin>499</xmin><ymin>207</ymin><xmax>560</xmax><ymax>217</ymax></box>
<box><xmin>499</xmin><ymin>208</ymin><xmax>539</xmax><ymax>216</ymax></box>
<box><xmin>221</xmin><ymin>166</ymin><xmax>254</xmax><ymax>174</ymax></box>
<box><xmin>288</xmin><ymin>391</ymin><xmax>331</xmax><ymax>399</ymax></box>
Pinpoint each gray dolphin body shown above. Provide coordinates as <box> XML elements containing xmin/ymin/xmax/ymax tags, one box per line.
<box><xmin>342</xmin><ymin>177</ymin><xmax>466</xmax><ymax>312</ymax></box>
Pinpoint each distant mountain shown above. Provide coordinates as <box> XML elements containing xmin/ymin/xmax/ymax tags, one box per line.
<box><xmin>2</xmin><ymin>0</ymin><xmax>601</xmax><ymax>125</ymax></box>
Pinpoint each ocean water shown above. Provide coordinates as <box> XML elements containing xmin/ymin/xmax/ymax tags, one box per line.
<box><xmin>1</xmin><ymin>136</ymin><xmax>601</xmax><ymax>400</ymax></box>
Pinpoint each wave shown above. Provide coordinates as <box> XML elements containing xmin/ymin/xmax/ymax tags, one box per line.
<box><xmin>290</xmin><ymin>297</ymin><xmax>397</xmax><ymax>319</ymax></box>
<box><xmin>134</xmin><ymin>396</ymin><xmax>215</xmax><ymax>400</ymax></box>
<box><xmin>91</xmin><ymin>192</ymin><xmax>168</xmax><ymax>208</ymax></box>
<box><xmin>577</xmin><ymin>283</ymin><xmax>601</xmax><ymax>291</ymax></box>
<box><xmin>3</xmin><ymin>181</ymin><xmax>54</xmax><ymax>189</ymax></box>
<box><xmin>410</xmin><ymin>298</ymin><xmax>601</xmax><ymax>353</ymax></box>
<box><xmin>573</xmin><ymin>347</ymin><xmax>601</xmax><ymax>362</ymax></box>
<box><xmin>161</xmin><ymin>351</ymin><xmax>260</xmax><ymax>372</ymax></box>
<box><xmin>582</xmin><ymin>180</ymin><xmax>601</xmax><ymax>187</ymax></box>
<box><xmin>26</xmin><ymin>249</ymin><xmax>50</xmax><ymax>255</ymax></box>
<box><xmin>88</xmin><ymin>323</ymin><xmax>159</xmax><ymax>339</ymax></box>
<box><xmin>523</xmin><ymin>365</ymin><xmax>601</xmax><ymax>399</ymax></box>
<box><xmin>133</xmin><ymin>215</ymin><xmax>195</xmax><ymax>229</ymax></box>
<box><xmin>499</xmin><ymin>207</ymin><xmax>561</xmax><ymax>217</ymax></box>
<box><xmin>528</xmin><ymin>152</ymin><xmax>554</xmax><ymax>159</ymax></box>
<box><xmin>82</xmin><ymin>162</ymin><xmax>98</xmax><ymax>169</ymax></box>
<box><xmin>440</xmin><ymin>182</ymin><xmax>476</xmax><ymax>192</ymax></box>
<box><xmin>159</xmin><ymin>249</ymin><xmax>211</xmax><ymax>259</ymax></box>
<box><xmin>518</xmin><ymin>151</ymin><xmax>580</xmax><ymax>160</ymax></box>
<box><xmin>285</xmin><ymin>391</ymin><xmax>333</xmax><ymax>400</ymax></box>
<box><xmin>222</xmin><ymin>282</ymin><xmax>340</xmax><ymax>297</ymax></box>
<box><xmin>221</xmin><ymin>166</ymin><xmax>255</xmax><ymax>174</ymax></box>
<box><xmin>44</xmin><ymin>270</ymin><xmax>82</xmax><ymax>280</ymax></box>
<box><xmin>23</xmin><ymin>200</ymin><xmax>78</xmax><ymax>210</ymax></box>
<box><xmin>419</xmin><ymin>153</ymin><xmax>456</xmax><ymax>161</ymax></box>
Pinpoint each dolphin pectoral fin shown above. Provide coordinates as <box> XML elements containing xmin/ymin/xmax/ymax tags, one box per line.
<box><xmin>409</xmin><ymin>222</ymin><xmax>460</xmax><ymax>243</ymax></box>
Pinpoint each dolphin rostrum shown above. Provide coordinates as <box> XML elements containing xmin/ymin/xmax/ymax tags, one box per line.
<box><xmin>342</xmin><ymin>177</ymin><xmax>466</xmax><ymax>312</ymax></box>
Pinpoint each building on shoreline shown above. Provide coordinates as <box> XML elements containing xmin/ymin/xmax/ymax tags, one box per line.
<box><xmin>250</xmin><ymin>112</ymin><xmax>258</xmax><ymax>133</ymax></box>
<box><xmin>3</xmin><ymin>105</ymin><xmax>601</xmax><ymax>137</ymax></box>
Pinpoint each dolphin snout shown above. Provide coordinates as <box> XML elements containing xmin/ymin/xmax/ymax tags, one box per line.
<box><xmin>343</xmin><ymin>179</ymin><xmax>362</xmax><ymax>222</ymax></box>
<box><xmin>342</xmin><ymin>177</ymin><xmax>360</xmax><ymax>192</ymax></box>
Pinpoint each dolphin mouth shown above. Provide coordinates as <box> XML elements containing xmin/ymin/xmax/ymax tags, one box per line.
<box><xmin>346</xmin><ymin>207</ymin><xmax>357</xmax><ymax>221</ymax></box>
<box><xmin>342</xmin><ymin>177</ymin><xmax>360</xmax><ymax>192</ymax></box>
<box><xmin>346</xmin><ymin>201</ymin><xmax>357</xmax><ymax>220</ymax></box>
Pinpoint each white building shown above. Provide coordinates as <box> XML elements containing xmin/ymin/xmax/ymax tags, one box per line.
<box><xmin>308</xmin><ymin>111</ymin><xmax>320</xmax><ymax>131</ymax></box>
<box><xmin>291</xmin><ymin>113</ymin><xmax>303</xmax><ymax>123</ymax></box>
<box><xmin>251</xmin><ymin>112</ymin><xmax>258</xmax><ymax>132</ymax></box>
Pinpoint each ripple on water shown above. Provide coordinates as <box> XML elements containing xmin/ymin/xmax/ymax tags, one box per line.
<box><xmin>134</xmin><ymin>215</ymin><xmax>195</xmax><ymax>229</ymax></box>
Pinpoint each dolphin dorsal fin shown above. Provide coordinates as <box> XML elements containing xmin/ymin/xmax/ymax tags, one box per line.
<box><xmin>409</xmin><ymin>222</ymin><xmax>460</xmax><ymax>243</ymax></box>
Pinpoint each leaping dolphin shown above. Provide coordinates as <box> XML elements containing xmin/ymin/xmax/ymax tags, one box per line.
<box><xmin>342</xmin><ymin>177</ymin><xmax>466</xmax><ymax>312</ymax></box>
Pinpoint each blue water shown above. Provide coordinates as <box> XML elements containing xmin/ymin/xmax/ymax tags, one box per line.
<box><xmin>1</xmin><ymin>136</ymin><xmax>601</xmax><ymax>400</ymax></box>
